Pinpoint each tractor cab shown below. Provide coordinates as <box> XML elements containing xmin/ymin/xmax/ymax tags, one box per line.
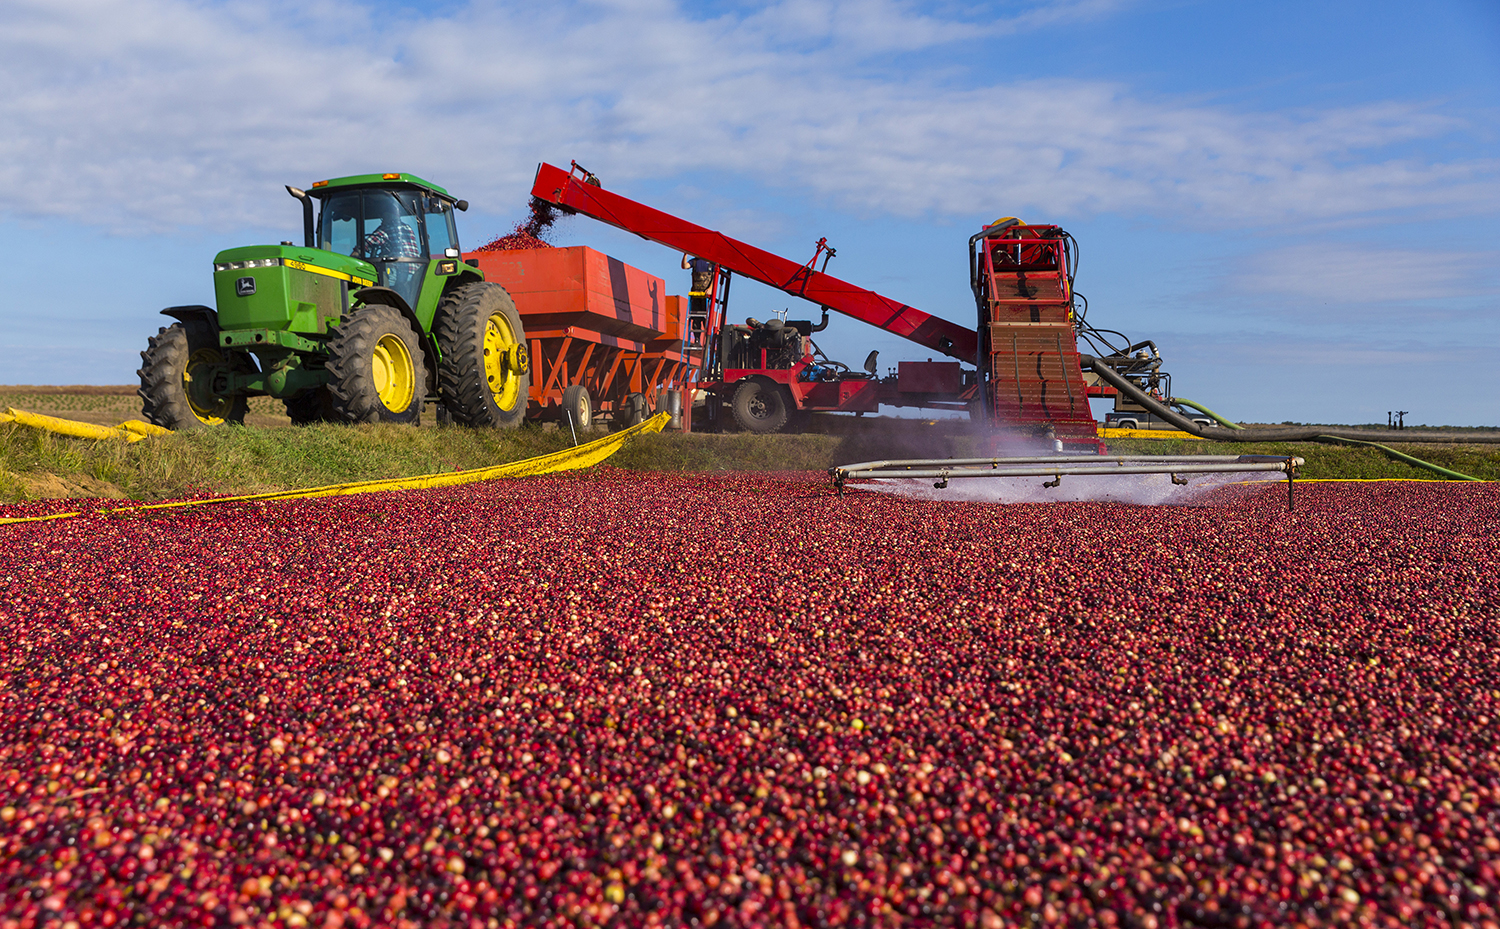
<box><xmin>308</xmin><ymin>173</ymin><xmax>468</xmax><ymax>319</ymax></box>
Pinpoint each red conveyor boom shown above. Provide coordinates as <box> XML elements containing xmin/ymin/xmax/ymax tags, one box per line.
<box><xmin>530</xmin><ymin>162</ymin><xmax>978</xmax><ymax>361</ymax></box>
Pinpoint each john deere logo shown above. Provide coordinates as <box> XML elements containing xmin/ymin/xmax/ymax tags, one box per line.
<box><xmin>235</xmin><ymin>277</ymin><xmax>256</xmax><ymax>297</ymax></box>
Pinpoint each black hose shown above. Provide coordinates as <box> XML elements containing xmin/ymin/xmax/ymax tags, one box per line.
<box><xmin>1080</xmin><ymin>355</ymin><xmax>1500</xmax><ymax>445</ymax></box>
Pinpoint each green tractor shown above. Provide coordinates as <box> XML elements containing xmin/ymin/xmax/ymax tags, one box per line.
<box><xmin>138</xmin><ymin>173</ymin><xmax>531</xmax><ymax>429</ymax></box>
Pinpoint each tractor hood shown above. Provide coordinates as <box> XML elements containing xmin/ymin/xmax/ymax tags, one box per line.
<box><xmin>213</xmin><ymin>245</ymin><xmax>377</xmax><ymax>288</ymax></box>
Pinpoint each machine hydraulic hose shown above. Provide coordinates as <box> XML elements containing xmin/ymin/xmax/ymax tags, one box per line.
<box><xmin>1080</xmin><ymin>356</ymin><xmax>1500</xmax><ymax>446</ymax></box>
<box><xmin>1081</xmin><ymin>357</ymin><xmax>1487</xmax><ymax>480</ymax></box>
<box><xmin>1309</xmin><ymin>436</ymin><xmax>1484</xmax><ymax>482</ymax></box>
<box><xmin>1171</xmin><ymin>397</ymin><xmax>1243</xmax><ymax>430</ymax></box>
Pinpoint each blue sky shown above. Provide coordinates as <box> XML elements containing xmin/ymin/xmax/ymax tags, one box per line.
<box><xmin>2</xmin><ymin>0</ymin><xmax>1496</xmax><ymax>425</ymax></box>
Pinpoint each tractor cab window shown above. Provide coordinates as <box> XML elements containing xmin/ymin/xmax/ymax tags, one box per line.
<box><xmin>358</xmin><ymin>191</ymin><xmax>423</xmax><ymax>261</ymax></box>
<box><xmin>317</xmin><ymin>190</ymin><xmax>425</xmax><ymax>261</ymax></box>
<box><xmin>424</xmin><ymin>197</ymin><xmax>459</xmax><ymax>257</ymax></box>
<box><xmin>319</xmin><ymin>192</ymin><xmax>362</xmax><ymax>257</ymax></box>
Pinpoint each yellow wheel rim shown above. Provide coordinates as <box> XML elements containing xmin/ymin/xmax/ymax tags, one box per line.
<box><xmin>184</xmin><ymin>348</ymin><xmax>231</xmax><ymax>425</ymax></box>
<box><xmin>372</xmin><ymin>333</ymin><xmax>416</xmax><ymax>413</ymax></box>
<box><xmin>483</xmin><ymin>314</ymin><xmax>524</xmax><ymax>410</ymax></box>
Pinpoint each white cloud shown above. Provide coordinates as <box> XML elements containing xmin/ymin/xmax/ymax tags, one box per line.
<box><xmin>0</xmin><ymin>0</ymin><xmax>1495</xmax><ymax>232</ymax></box>
<box><xmin>1233</xmin><ymin>243</ymin><xmax>1500</xmax><ymax>305</ymax></box>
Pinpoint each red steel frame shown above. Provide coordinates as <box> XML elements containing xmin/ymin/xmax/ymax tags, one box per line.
<box><xmin>520</xmin><ymin>325</ymin><xmax>693</xmax><ymax>424</ymax></box>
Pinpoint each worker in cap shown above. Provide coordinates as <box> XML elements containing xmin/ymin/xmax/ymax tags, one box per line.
<box><xmin>683</xmin><ymin>253</ymin><xmax>717</xmax><ymax>346</ymax></box>
<box><xmin>682</xmin><ymin>253</ymin><xmax>716</xmax><ymax>296</ymax></box>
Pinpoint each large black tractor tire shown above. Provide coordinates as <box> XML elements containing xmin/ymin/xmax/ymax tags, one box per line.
<box><xmin>138</xmin><ymin>319</ymin><xmax>248</xmax><ymax>430</ymax></box>
<box><xmin>284</xmin><ymin>386</ymin><xmax>336</xmax><ymax>424</ymax></box>
<box><xmin>560</xmin><ymin>384</ymin><xmax>593</xmax><ymax>431</ymax></box>
<box><xmin>325</xmin><ymin>305</ymin><xmax>427</xmax><ymax>424</ymax></box>
<box><xmin>731</xmin><ymin>379</ymin><xmax>791</xmax><ymax>434</ymax></box>
<box><xmin>434</xmin><ymin>282</ymin><xmax>531</xmax><ymax>429</ymax></box>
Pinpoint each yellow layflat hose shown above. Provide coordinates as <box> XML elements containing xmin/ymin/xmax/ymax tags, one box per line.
<box><xmin>0</xmin><ymin>407</ymin><xmax>172</xmax><ymax>442</ymax></box>
<box><xmin>0</xmin><ymin>413</ymin><xmax>669</xmax><ymax>527</ymax></box>
<box><xmin>1099</xmin><ymin>427</ymin><xmax>1206</xmax><ymax>441</ymax></box>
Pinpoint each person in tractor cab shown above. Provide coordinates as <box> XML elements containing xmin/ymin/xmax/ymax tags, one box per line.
<box><xmin>357</xmin><ymin>196</ymin><xmax>422</xmax><ymax>261</ymax></box>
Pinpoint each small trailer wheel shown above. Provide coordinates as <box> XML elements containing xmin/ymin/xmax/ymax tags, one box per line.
<box><xmin>623</xmin><ymin>392</ymin><xmax>648</xmax><ymax>427</ymax></box>
<box><xmin>561</xmin><ymin>385</ymin><xmax>593</xmax><ymax>431</ymax></box>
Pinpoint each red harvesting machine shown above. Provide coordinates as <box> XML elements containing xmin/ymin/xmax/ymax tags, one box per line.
<box><xmin>526</xmin><ymin>162</ymin><xmax>1122</xmax><ymax>449</ymax></box>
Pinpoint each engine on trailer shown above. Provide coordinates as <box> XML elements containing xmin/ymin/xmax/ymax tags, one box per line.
<box><xmin>721</xmin><ymin>307</ymin><xmax>841</xmax><ymax>374</ymax></box>
<box><xmin>723</xmin><ymin>317</ymin><xmax>805</xmax><ymax>371</ymax></box>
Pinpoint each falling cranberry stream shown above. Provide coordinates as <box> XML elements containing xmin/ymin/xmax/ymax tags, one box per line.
<box><xmin>473</xmin><ymin>200</ymin><xmax>559</xmax><ymax>253</ymax></box>
<box><xmin>1</xmin><ymin>472</ymin><xmax>1497</xmax><ymax>929</ymax></box>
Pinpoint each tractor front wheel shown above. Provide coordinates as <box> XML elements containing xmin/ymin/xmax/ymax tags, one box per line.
<box><xmin>434</xmin><ymin>283</ymin><xmax>530</xmax><ymax>428</ymax></box>
<box><xmin>325</xmin><ymin>305</ymin><xmax>427</xmax><ymax>424</ymax></box>
<box><xmin>138</xmin><ymin>319</ymin><xmax>248</xmax><ymax>430</ymax></box>
<box><xmin>731</xmin><ymin>379</ymin><xmax>791</xmax><ymax>434</ymax></box>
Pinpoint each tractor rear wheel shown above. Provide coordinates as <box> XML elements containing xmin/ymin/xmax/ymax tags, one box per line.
<box><xmin>138</xmin><ymin>319</ymin><xmax>248</xmax><ymax>430</ymax></box>
<box><xmin>731</xmin><ymin>379</ymin><xmax>790</xmax><ymax>434</ymax></box>
<box><xmin>325</xmin><ymin>305</ymin><xmax>427</xmax><ymax>424</ymax></box>
<box><xmin>434</xmin><ymin>282</ymin><xmax>530</xmax><ymax>428</ymax></box>
<box><xmin>284</xmin><ymin>386</ymin><xmax>336</xmax><ymax>424</ymax></box>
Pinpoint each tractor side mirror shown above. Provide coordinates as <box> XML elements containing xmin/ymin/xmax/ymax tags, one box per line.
<box><xmin>455</xmin><ymin>200</ymin><xmax>469</xmax><ymax>212</ymax></box>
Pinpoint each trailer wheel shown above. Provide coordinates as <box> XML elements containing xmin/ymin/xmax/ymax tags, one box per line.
<box><xmin>731</xmin><ymin>379</ymin><xmax>790</xmax><ymax>434</ymax></box>
<box><xmin>326</xmin><ymin>305</ymin><xmax>427</xmax><ymax>424</ymax></box>
<box><xmin>138</xmin><ymin>319</ymin><xmax>248</xmax><ymax>430</ymax></box>
<box><xmin>284</xmin><ymin>386</ymin><xmax>335</xmax><ymax>425</ymax></box>
<box><xmin>623</xmin><ymin>392</ymin><xmax>648</xmax><ymax>427</ymax></box>
<box><xmin>561</xmin><ymin>385</ymin><xmax>592</xmax><ymax>431</ymax></box>
<box><xmin>434</xmin><ymin>282</ymin><xmax>530</xmax><ymax>428</ymax></box>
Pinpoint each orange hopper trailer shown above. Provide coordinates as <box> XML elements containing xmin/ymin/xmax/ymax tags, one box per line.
<box><xmin>463</xmin><ymin>246</ymin><xmax>694</xmax><ymax>429</ymax></box>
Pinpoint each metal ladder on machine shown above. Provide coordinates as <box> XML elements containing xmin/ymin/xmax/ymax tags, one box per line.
<box><xmin>697</xmin><ymin>267</ymin><xmax>733</xmax><ymax>432</ymax></box>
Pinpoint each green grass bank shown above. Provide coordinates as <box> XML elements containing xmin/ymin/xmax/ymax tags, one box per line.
<box><xmin>3</xmin><ymin>418</ymin><xmax>1498</xmax><ymax>504</ymax></box>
